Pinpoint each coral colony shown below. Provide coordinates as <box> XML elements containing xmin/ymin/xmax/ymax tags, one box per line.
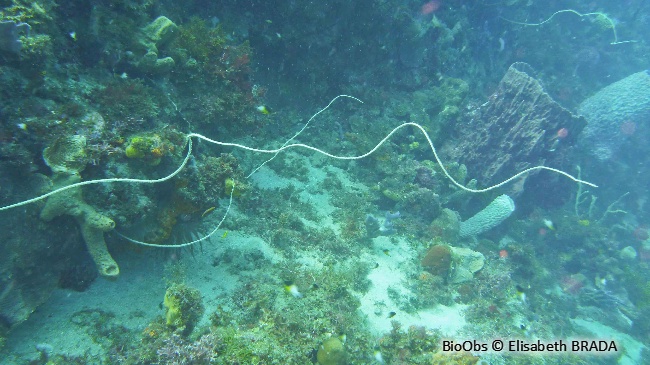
<box><xmin>0</xmin><ymin>97</ymin><xmax>594</xmax><ymax>257</ymax></box>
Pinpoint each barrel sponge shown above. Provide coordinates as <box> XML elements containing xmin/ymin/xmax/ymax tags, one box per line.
<box><xmin>459</xmin><ymin>194</ymin><xmax>515</xmax><ymax>238</ymax></box>
<box><xmin>40</xmin><ymin>173</ymin><xmax>119</xmax><ymax>278</ymax></box>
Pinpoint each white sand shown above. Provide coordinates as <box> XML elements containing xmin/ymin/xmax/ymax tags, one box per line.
<box><xmin>357</xmin><ymin>235</ymin><xmax>466</xmax><ymax>338</ymax></box>
<box><xmin>2</xmin><ymin>251</ymin><xmax>168</xmax><ymax>363</ymax></box>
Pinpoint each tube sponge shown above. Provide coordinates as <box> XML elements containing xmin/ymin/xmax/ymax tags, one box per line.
<box><xmin>459</xmin><ymin>194</ymin><xmax>515</xmax><ymax>238</ymax></box>
<box><xmin>40</xmin><ymin>173</ymin><xmax>119</xmax><ymax>278</ymax></box>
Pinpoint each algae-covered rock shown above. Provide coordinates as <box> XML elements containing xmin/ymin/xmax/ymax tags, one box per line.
<box><xmin>138</xmin><ymin>51</ymin><xmax>176</xmax><ymax>75</ymax></box>
<box><xmin>619</xmin><ymin>246</ymin><xmax>637</xmax><ymax>261</ymax></box>
<box><xmin>439</xmin><ymin>77</ymin><xmax>469</xmax><ymax>106</ymax></box>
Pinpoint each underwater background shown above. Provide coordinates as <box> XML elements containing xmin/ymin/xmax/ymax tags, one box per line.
<box><xmin>1</xmin><ymin>0</ymin><xmax>650</xmax><ymax>364</ymax></box>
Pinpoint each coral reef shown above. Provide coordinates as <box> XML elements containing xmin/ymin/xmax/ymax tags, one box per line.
<box><xmin>155</xmin><ymin>332</ymin><xmax>219</xmax><ymax>364</ymax></box>
<box><xmin>92</xmin><ymin>78</ymin><xmax>160</xmax><ymax>123</ymax></box>
<box><xmin>376</xmin><ymin>321</ymin><xmax>440</xmax><ymax>364</ymax></box>
<box><xmin>0</xmin><ymin>1</ymin><xmax>649</xmax><ymax>363</ymax></box>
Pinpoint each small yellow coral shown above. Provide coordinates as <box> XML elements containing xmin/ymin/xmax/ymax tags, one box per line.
<box><xmin>124</xmin><ymin>134</ymin><xmax>166</xmax><ymax>165</ymax></box>
<box><xmin>163</xmin><ymin>290</ymin><xmax>182</xmax><ymax>327</ymax></box>
<box><xmin>125</xmin><ymin>144</ymin><xmax>144</xmax><ymax>158</ymax></box>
